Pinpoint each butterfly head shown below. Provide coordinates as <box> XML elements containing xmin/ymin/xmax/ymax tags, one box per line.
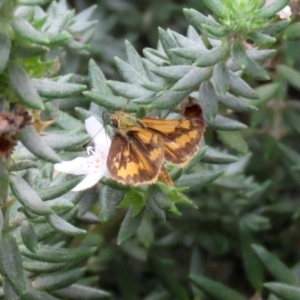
<box><xmin>110</xmin><ymin>111</ymin><xmax>138</xmax><ymax>130</ymax></box>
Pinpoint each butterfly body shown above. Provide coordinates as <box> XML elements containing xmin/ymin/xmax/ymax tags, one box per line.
<box><xmin>107</xmin><ymin>111</ymin><xmax>205</xmax><ymax>186</ymax></box>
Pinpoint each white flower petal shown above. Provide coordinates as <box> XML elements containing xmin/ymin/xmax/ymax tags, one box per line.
<box><xmin>71</xmin><ymin>170</ymin><xmax>105</xmax><ymax>191</ymax></box>
<box><xmin>85</xmin><ymin>116</ymin><xmax>111</xmax><ymax>149</ymax></box>
<box><xmin>277</xmin><ymin>6</ymin><xmax>291</xmax><ymax>19</ymax></box>
<box><xmin>54</xmin><ymin>157</ymin><xmax>89</xmax><ymax>175</ymax></box>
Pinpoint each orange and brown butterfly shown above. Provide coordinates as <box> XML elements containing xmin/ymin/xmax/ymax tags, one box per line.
<box><xmin>106</xmin><ymin>110</ymin><xmax>205</xmax><ymax>186</ymax></box>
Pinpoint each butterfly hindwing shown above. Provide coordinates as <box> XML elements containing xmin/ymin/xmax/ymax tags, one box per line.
<box><xmin>107</xmin><ymin>127</ymin><xmax>164</xmax><ymax>186</ymax></box>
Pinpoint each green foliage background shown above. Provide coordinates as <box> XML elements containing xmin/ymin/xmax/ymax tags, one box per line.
<box><xmin>0</xmin><ymin>0</ymin><xmax>300</xmax><ymax>299</ymax></box>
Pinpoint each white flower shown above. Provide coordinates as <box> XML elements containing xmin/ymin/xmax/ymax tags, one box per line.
<box><xmin>54</xmin><ymin>116</ymin><xmax>111</xmax><ymax>191</ymax></box>
<box><xmin>277</xmin><ymin>5</ymin><xmax>292</xmax><ymax>19</ymax></box>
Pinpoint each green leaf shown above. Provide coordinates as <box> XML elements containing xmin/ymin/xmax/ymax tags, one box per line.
<box><xmin>19</xmin><ymin>0</ymin><xmax>52</xmax><ymax>5</ymax></box>
<box><xmin>18</xmin><ymin>126</ymin><xmax>60</xmax><ymax>163</ymax></box>
<box><xmin>202</xmin><ymin>0</ymin><xmax>225</xmax><ymax>16</ymax></box>
<box><xmin>175</xmin><ymin>170</ymin><xmax>224</xmax><ymax>191</ymax></box>
<box><xmin>143</xmin><ymin>48</ymin><xmax>169</xmax><ymax>65</ymax></box>
<box><xmin>12</xmin><ymin>17</ymin><xmax>50</xmax><ymax>45</ymax></box>
<box><xmin>260</xmin><ymin>20</ymin><xmax>290</xmax><ymax>36</ymax></box>
<box><xmin>106</xmin><ymin>80</ymin><xmax>154</xmax><ymax>99</ymax></box>
<box><xmin>194</xmin><ymin>42</ymin><xmax>228</xmax><ymax>67</ymax></box>
<box><xmin>20</xmin><ymin>245</ymin><xmax>97</xmax><ymax>263</ymax></box>
<box><xmin>150</xmin><ymin>256</ymin><xmax>190</xmax><ymax>300</ymax></box>
<box><xmin>47</xmin><ymin>214</ymin><xmax>86</xmax><ymax>236</ymax></box>
<box><xmin>231</xmin><ymin>41</ymin><xmax>248</xmax><ymax>69</ymax></box>
<box><xmin>98</xmin><ymin>185</ymin><xmax>124</xmax><ymax>222</ymax></box>
<box><xmin>36</xmin><ymin>177</ymin><xmax>83</xmax><ymax>200</ymax></box>
<box><xmin>32</xmin><ymin>79</ymin><xmax>86</xmax><ymax>98</ymax></box>
<box><xmin>201</xmin><ymin>147</ymin><xmax>239</xmax><ymax>164</ymax></box>
<box><xmin>0</xmin><ymin>237</ymin><xmax>26</xmax><ymax>295</ymax></box>
<box><xmin>117</xmin><ymin>206</ymin><xmax>145</xmax><ymax>245</ymax></box>
<box><xmin>218</xmin><ymin>93</ymin><xmax>257</xmax><ymax>112</ymax></box>
<box><xmin>158</xmin><ymin>28</ymin><xmax>187</xmax><ymax>65</ymax></box>
<box><xmin>184</xmin><ymin>9</ymin><xmax>223</xmax><ymax>30</ymax></box>
<box><xmin>264</xmin><ymin>282</ymin><xmax>300</xmax><ymax>300</ymax></box>
<box><xmin>52</xmin><ymin>284</ymin><xmax>110</xmax><ymax>299</ymax></box>
<box><xmin>147</xmin><ymin>194</ymin><xmax>166</xmax><ymax>221</ymax></box>
<box><xmin>283</xmin><ymin>22</ymin><xmax>300</xmax><ymax>40</ymax></box>
<box><xmin>199</xmin><ymin>80</ymin><xmax>218</xmax><ymax>121</ymax></box>
<box><xmin>118</xmin><ymin>189</ymin><xmax>147</xmax><ymax>216</ymax></box>
<box><xmin>213</xmin><ymin>62</ymin><xmax>229</xmax><ymax>94</ymax></box>
<box><xmin>172</xmin><ymin>67</ymin><xmax>212</xmax><ymax>91</ymax></box>
<box><xmin>0</xmin><ymin>33</ymin><xmax>10</xmax><ymax>74</ymax></box>
<box><xmin>137</xmin><ymin>215</ymin><xmax>154</xmax><ymax>248</ymax></box>
<box><xmin>3</xmin><ymin>279</ymin><xmax>19</xmax><ymax>300</ymax></box>
<box><xmin>278</xmin><ymin>143</ymin><xmax>300</xmax><ymax>165</ymax></box>
<box><xmin>0</xmin><ymin>160</ymin><xmax>9</xmax><ymax>210</ymax></box>
<box><xmin>33</xmin><ymin>268</ymin><xmax>85</xmax><ymax>291</ymax></box>
<box><xmin>21</xmin><ymin>221</ymin><xmax>38</xmax><ymax>253</ymax></box>
<box><xmin>8</xmin><ymin>65</ymin><xmax>44</xmax><ymax>110</ymax></box>
<box><xmin>151</xmin><ymin>89</ymin><xmax>192</xmax><ymax>109</ymax></box>
<box><xmin>10</xmin><ymin>174</ymin><xmax>53</xmax><ymax>215</ymax></box>
<box><xmin>190</xmin><ymin>275</ymin><xmax>247</xmax><ymax>300</ymax></box>
<box><xmin>207</xmin><ymin>115</ymin><xmax>247</xmax><ymax>130</ymax></box>
<box><xmin>23</xmin><ymin>259</ymin><xmax>65</xmax><ymax>274</ymax></box>
<box><xmin>125</xmin><ymin>40</ymin><xmax>148</xmax><ymax>79</ymax></box>
<box><xmin>42</xmin><ymin>132</ymin><xmax>89</xmax><ymax>151</ymax></box>
<box><xmin>115</xmin><ymin>57</ymin><xmax>148</xmax><ymax>84</ymax></box>
<box><xmin>217</xmin><ymin>130</ymin><xmax>248</xmax><ymax>153</ymax></box>
<box><xmin>202</xmin><ymin>23</ymin><xmax>228</xmax><ymax>38</ymax></box>
<box><xmin>249</xmin><ymin>32</ymin><xmax>276</xmax><ymax>45</ymax></box>
<box><xmin>253</xmin><ymin>244</ymin><xmax>299</xmax><ymax>285</ymax></box>
<box><xmin>229</xmin><ymin>71</ymin><xmax>259</xmax><ymax>99</ymax></box>
<box><xmin>278</xmin><ymin>64</ymin><xmax>300</xmax><ymax>90</ymax></box>
<box><xmin>244</xmin><ymin>56</ymin><xmax>270</xmax><ymax>80</ymax></box>
<box><xmin>256</xmin><ymin>0</ymin><xmax>290</xmax><ymax>19</ymax></box>
<box><xmin>88</xmin><ymin>59</ymin><xmax>113</xmax><ymax>94</ymax></box>
<box><xmin>151</xmin><ymin>65</ymin><xmax>194</xmax><ymax>80</ymax></box>
<box><xmin>239</xmin><ymin>225</ymin><xmax>264</xmax><ymax>292</ymax></box>
<box><xmin>83</xmin><ymin>91</ymin><xmax>138</xmax><ymax>112</ymax></box>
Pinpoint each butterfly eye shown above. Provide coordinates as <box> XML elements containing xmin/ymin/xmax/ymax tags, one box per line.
<box><xmin>111</xmin><ymin>118</ymin><xmax>119</xmax><ymax>128</ymax></box>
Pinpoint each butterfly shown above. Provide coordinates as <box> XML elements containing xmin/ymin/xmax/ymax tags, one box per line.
<box><xmin>107</xmin><ymin>111</ymin><xmax>205</xmax><ymax>186</ymax></box>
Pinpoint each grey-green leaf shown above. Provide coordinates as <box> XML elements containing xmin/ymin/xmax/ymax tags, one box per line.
<box><xmin>98</xmin><ymin>185</ymin><xmax>124</xmax><ymax>222</ymax></box>
<box><xmin>175</xmin><ymin>170</ymin><xmax>224</xmax><ymax>191</ymax></box>
<box><xmin>21</xmin><ymin>221</ymin><xmax>38</xmax><ymax>253</ymax></box>
<box><xmin>32</xmin><ymin>79</ymin><xmax>86</xmax><ymax>98</ymax></box>
<box><xmin>11</xmin><ymin>17</ymin><xmax>49</xmax><ymax>45</ymax></box>
<box><xmin>172</xmin><ymin>67</ymin><xmax>212</xmax><ymax>91</ymax></box>
<box><xmin>20</xmin><ymin>245</ymin><xmax>97</xmax><ymax>263</ymax></box>
<box><xmin>213</xmin><ymin>62</ymin><xmax>229</xmax><ymax>94</ymax></box>
<box><xmin>47</xmin><ymin>214</ymin><xmax>86</xmax><ymax>236</ymax></box>
<box><xmin>264</xmin><ymin>282</ymin><xmax>300</xmax><ymax>300</ymax></box>
<box><xmin>252</xmin><ymin>244</ymin><xmax>299</xmax><ymax>285</ymax></box>
<box><xmin>0</xmin><ymin>237</ymin><xmax>26</xmax><ymax>295</ymax></box>
<box><xmin>229</xmin><ymin>71</ymin><xmax>259</xmax><ymax>99</ymax></box>
<box><xmin>278</xmin><ymin>64</ymin><xmax>300</xmax><ymax>90</ymax></box>
<box><xmin>10</xmin><ymin>174</ymin><xmax>53</xmax><ymax>215</ymax></box>
<box><xmin>8</xmin><ymin>65</ymin><xmax>44</xmax><ymax>110</ymax></box>
<box><xmin>33</xmin><ymin>268</ymin><xmax>85</xmax><ymax>291</ymax></box>
<box><xmin>199</xmin><ymin>80</ymin><xmax>218</xmax><ymax>121</ymax></box>
<box><xmin>190</xmin><ymin>275</ymin><xmax>247</xmax><ymax>300</ymax></box>
<box><xmin>18</xmin><ymin>126</ymin><xmax>60</xmax><ymax>163</ymax></box>
<box><xmin>256</xmin><ymin>0</ymin><xmax>290</xmax><ymax>19</ymax></box>
<box><xmin>117</xmin><ymin>207</ymin><xmax>145</xmax><ymax>245</ymax></box>
<box><xmin>0</xmin><ymin>33</ymin><xmax>11</xmax><ymax>74</ymax></box>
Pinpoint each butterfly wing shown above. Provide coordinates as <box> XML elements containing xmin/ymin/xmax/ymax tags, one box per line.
<box><xmin>141</xmin><ymin>118</ymin><xmax>205</xmax><ymax>166</ymax></box>
<box><xmin>107</xmin><ymin>127</ymin><xmax>164</xmax><ymax>186</ymax></box>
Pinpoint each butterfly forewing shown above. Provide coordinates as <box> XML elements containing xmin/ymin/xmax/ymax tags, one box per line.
<box><xmin>140</xmin><ymin>118</ymin><xmax>205</xmax><ymax>166</ymax></box>
<box><xmin>107</xmin><ymin>127</ymin><xmax>164</xmax><ymax>186</ymax></box>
